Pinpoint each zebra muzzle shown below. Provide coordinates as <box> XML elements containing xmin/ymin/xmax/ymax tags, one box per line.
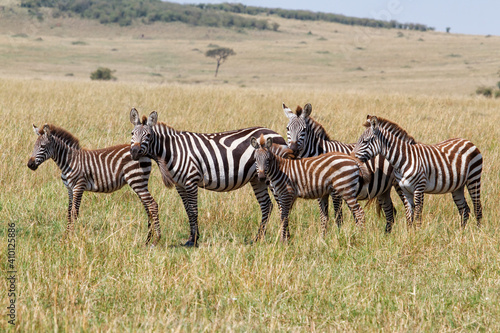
<box><xmin>130</xmin><ymin>144</ymin><xmax>142</xmax><ymax>160</ymax></box>
<box><xmin>27</xmin><ymin>158</ymin><xmax>38</xmax><ymax>170</ymax></box>
<box><xmin>289</xmin><ymin>141</ymin><xmax>298</xmax><ymax>154</ymax></box>
<box><xmin>257</xmin><ymin>171</ymin><xmax>266</xmax><ymax>182</ymax></box>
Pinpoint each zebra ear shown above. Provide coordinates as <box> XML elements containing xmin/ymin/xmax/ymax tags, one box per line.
<box><xmin>265</xmin><ymin>137</ymin><xmax>273</xmax><ymax>149</ymax></box>
<box><xmin>283</xmin><ymin>103</ymin><xmax>294</xmax><ymax>119</ymax></box>
<box><xmin>43</xmin><ymin>124</ymin><xmax>51</xmax><ymax>138</ymax></box>
<box><xmin>302</xmin><ymin>103</ymin><xmax>312</xmax><ymax>118</ymax></box>
<box><xmin>369</xmin><ymin>116</ymin><xmax>378</xmax><ymax>129</ymax></box>
<box><xmin>130</xmin><ymin>108</ymin><xmax>141</xmax><ymax>126</ymax></box>
<box><xmin>147</xmin><ymin>111</ymin><xmax>158</xmax><ymax>126</ymax></box>
<box><xmin>251</xmin><ymin>137</ymin><xmax>260</xmax><ymax>149</ymax></box>
<box><xmin>33</xmin><ymin>124</ymin><xmax>41</xmax><ymax>136</ymax></box>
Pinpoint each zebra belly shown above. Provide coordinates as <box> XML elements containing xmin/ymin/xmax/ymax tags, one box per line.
<box><xmin>424</xmin><ymin>182</ymin><xmax>465</xmax><ymax>194</ymax></box>
<box><xmin>196</xmin><ymin>178</ymin><xmax>252</xmax><ymax>192</ymax></box>
<box><xmin>88</xmin><ymin>178</ymin><xmax>126</xmax><ymax>193</ymax></box>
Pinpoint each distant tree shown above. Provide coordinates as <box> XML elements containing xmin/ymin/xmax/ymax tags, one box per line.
<box><xmin>205</xmin><ymin>47</ymin><xmax>236</xmax><ymax>77</ymax></box>
<box><xmin>90</xmin><ymin>67</ymin><xmax>116</xmax><ymax>81</ymax></box>
<box><xmin>446</xmin><ymin>27</ymin><xmax>451</xmax><ymax>33</ymax></box>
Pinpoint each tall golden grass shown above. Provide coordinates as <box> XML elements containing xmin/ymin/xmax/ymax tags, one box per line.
<box><xmin>1</xmin><ymin>78</ymin><xmax>499</xmax><ymax>330</ymax></box>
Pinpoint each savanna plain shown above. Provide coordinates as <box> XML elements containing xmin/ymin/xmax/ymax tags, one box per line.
<box><xmin>1</xmin><ymin>6</ymin><xmax>500</xmax><ymax>332</ymax></box>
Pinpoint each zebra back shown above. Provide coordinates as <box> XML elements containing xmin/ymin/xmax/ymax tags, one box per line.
<box><xmin>28</xmin><ymin>124</ymin><xmax>151</xmax><ymax>193</ymax></box>
<box><xmin>130</xmin><ymin>110</ymin><xmax>286</xmax><ymax>192</ymax></box>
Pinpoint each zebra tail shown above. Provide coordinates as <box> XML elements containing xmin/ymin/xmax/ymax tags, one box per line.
<box><xmin>156</xmin><ymin>158</ymin><xmax>175</xmax><ymax>188</ymax></box>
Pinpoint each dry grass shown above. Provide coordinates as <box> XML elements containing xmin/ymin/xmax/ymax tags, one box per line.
<box><xmin>0</xmin><ymin>78</ymin><xmax>499</xmax><ymax>331</ymax></box>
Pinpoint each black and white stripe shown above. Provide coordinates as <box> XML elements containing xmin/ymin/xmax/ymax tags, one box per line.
<box><xmin>129</xmin><ymin>108</ymin><xmax>287</xmax><ymax>246</ymax></box>
<box><xmin>27</xmin><ymin>124</ymin><xmax>160</xmax><ymax>245</ymax></box>
<box><xmin>252</xmin><ymin>135</ymin><xmax>368</xmax><ymax>241</ymax></box>
<box><xmin>284</xmin><ymin>103</ymin><xmax>402</xmax><ymax>232</ymax></box>
<box><xmin>352</xmin><ymin>115</ymin><xmax>483</xmax><ymax>227</ymax></box>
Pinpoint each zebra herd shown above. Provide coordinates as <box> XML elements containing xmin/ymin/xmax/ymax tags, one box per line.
<box><xmin>28</xmin><ymin>104</ymin><xmax>483</xmax><ymax>246</ymax></box>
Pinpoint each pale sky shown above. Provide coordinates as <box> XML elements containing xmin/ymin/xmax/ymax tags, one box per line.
<box><xmin>167</xmin><ymin>0</ymin><xmax>500</xmax><ymax>36</ymax></box>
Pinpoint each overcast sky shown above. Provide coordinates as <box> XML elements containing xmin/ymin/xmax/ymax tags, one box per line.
<box><xmin>167</xmin><ymin>0</ymin><xmax>500</xmax><ymax>36</ymax></box>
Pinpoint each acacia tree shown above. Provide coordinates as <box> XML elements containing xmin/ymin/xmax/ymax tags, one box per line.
<box><xmin>205</xmin><ymin>47</ymin><xmax>236</xmax><ymax>77</ymax></box>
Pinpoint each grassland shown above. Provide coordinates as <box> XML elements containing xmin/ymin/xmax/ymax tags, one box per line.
<box><xmin>1</xmin><ymin>4</ymin><xmax>500</xmax><ymax>331</ymax></box>
<box><xmin>0</xmin><ymin>79</ymin><xmax>499</xmax><ymax>331</ymax></box>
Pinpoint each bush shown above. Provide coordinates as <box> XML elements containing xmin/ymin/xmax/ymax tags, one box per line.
<box><xmin>497</xmin><ymin>81</ymin><xmax>500</xmax><ymax>89</ymax></box>
<box><xmin>495</xmin><ymin>90</ymin><xmax>500</xmax><ymax>99</ymax></box>
<box><xmin>476</xmin><ymin>86</ymin><xmax>492</xmax><ymax>98</ymax></box>
<box><xmin>90</xmin><ymin>67</ymin><xmax>116</xmax><ymax>81</ymax></box>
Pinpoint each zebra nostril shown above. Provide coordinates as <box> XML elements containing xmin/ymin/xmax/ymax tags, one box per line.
<box><xmin>130</xmin><ymin>144</ymin><xmax>142</xmax><ymax>160</ymax></box>
<box><xmin>27</xmin><ymin>158</ymin><xmax>38</xmax><ymax>170</ymax></box>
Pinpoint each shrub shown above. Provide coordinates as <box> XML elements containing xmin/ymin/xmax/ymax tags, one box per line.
<box><xmin>497</xmin><ymin>81</ymin><xmax>500</xmax><ymax>89</ymax></box>
<box><xmin>476</xmin><ymin>86</ymin><xmax>492</xmax><ymax>98</ymax></box>
<box><xmin>90</xmin><ymin>67</ymin><xmax>116</xmax><ymax>81</ymax></box>
<box><xmin>495</xmin><ymin>90</ymin><xmax>500</xmax><ymax>99</ymax></box>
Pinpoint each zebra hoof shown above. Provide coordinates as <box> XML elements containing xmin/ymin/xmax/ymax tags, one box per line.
<box><xmin>183</xmin><ymin>240</ymin><xmax>198</xmax><ymax>247</ymax></box>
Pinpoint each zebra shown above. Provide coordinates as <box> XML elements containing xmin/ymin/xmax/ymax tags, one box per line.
<box><xmin>283</xmin><ymin>102</ymin><xmax>404</xmax><ymax>233</ymax></box>
<box><xmin>251</xmin><ymin>135</ymin><xmax>369</xmax><ymax>241</ymax></box>
<box><xmin>352</xmin><ymin>115</ymin><xmax>483</xmax><ymax>227</ymax></box>
<box><xmin>129</xmin><ymin>108</ymin><xmax>288</xmax><ymax>246</ymax></box>
<box><xmin>27</xmin><ymin>124</ymin><xmax>161</xmax><ymax>245</ymax></box>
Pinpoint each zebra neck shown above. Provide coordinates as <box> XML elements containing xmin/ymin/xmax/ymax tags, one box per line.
<box><xmin>150</xmin><ymin>124</ymin><xmax>177</xmax><ymax>167</ymax></box>
<box><xmin>266</xmin><ymin>155</ymin><xmax>290</xmax><ymax>195</ymax></box>
<box><xmin>305</xmin><ymin>123</ymin><xmax>352</xmax><ymax>156</ymax></box>
<box><xmin>52</xmin><ymin>137</ymin><xmax>78</xmax><ymax>174</ymax></box>
<box><xmin>378</xmin><ymin>129</ymin><xmax>407</xmax><ymax>171</ymax></box>
<box><xmin>304</xmin><ymin>122</ymin><xmax>329</xmax><ymax>156</ymax></box>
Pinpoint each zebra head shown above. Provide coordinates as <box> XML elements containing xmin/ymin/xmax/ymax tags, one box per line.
<box><xmin>352</xmin><ymin>115</ymin><xmax>381</xmax><ymax>163</ymax></box>
<box><xmin>251</xmin><ymin>135</ymin><xmax>273</xmax><ymax>182</ymax></box>
<box><xmin>28</xmin><ymin>124</ymin><xmax>54</xmax><ymax>171</ymax></box>
<box><xmin>130</xmin><ymin>108</ymin><xmax>157</xmax><ymax>160</ymax></box>
<box><xmin>283</xmin><ymin>102</ymin><xmax>312</xmax><ymax>156</ymax></box>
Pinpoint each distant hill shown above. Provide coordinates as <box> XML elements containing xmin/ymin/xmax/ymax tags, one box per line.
<box><xmin>20</xmin><ymin>0</ymin><xmax>434</xmax><ymax>32</ymax></box>
<box><xmin>201</xmin><ymin>3</ymin><xmax>434</xmax><ymax>31</ymax></box>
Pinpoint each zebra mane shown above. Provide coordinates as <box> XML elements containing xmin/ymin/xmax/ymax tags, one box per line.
<box><xmin>42</xmin><ymin>124</ymin><xmax>81</xmax><ymax>149</ymax></box>
<box><xmin>155</xmin><ymin>121</ymin><xmax>175</xmax><ymax>131</ymax></box>
<box><xmin>365</xmin><ymin>117</ymin><xmax>417</xmax><ymax>144</ymax></box>
<box><xmin>306</xmin><ymin>117</ymin><xmax>331</xmax><ymax>141</ymax></box>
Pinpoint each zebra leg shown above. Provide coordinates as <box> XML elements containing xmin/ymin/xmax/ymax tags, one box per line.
<box><xmin>413</xmin><ymin>191</ymin><xmax>425</xmax><ymax>228</ymax></box>
<box><xmin>393</xmin><ymin>182</ymin><xmax>405</xmax><ymax>213</ymax></box>
<box><xmin>377</xmin><ymin>190</ymin><xmax>395</xmax><ymax>233</ymax></box>
<box><xmin>176</xmin><ymin>185</ymin><xmax>199</xmax><ymax>247</ymax></box>
<box><xmin>67</xmin><ymin>185</ymin><xmax>85</xmax><ymax>237</ymax></box>
<box><xmin>344</xmin><ymin>197</ymin><xmax>365</xmax><ymax>227</ymax></box>
<box><xmin>135</xmin><ymin>189</ymin><xmax>161</xmax><ymax>246</ymax></box>
<box><xmin>452</xmin><ymin>187</ymin><xmax>470</xmax><ymax>228</ymax></box>
<box><xmin>466</xmin><ymin>179</ymin><xmax>482</xmax><ymax>227</ymax></box>
<box><xmin>318</xmin><ymin>195</ymin><xmax>329</xmax><ymax>236</ymax></box>
<box><xmin>278</xmin><ymin>196</ymin><xmax>295</xmax><ymax>242</ymax></box>
<box><xmin>66</xmin><ymin>186</ymin><xmax>73</xmax><ymax>231</ymax></box>
<box><xmin>330</xmin><ymin>193</ymin><xmax>343</xmax><ymax>228</ymax></box>
<box><xmin>402</xmin><ymin>192</ymin><xmax>415</xmax><ymax>228</ymax></box>
<box><xmin>250</xmin><ymin>179</ymin><xmax>273</xmax><ymax>241</ymax></box>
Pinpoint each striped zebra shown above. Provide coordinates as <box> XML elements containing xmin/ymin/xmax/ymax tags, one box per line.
<box><xmin>129</xmin><ymin>108</ymin><xmax>287</xmax><ymax>246</ymax></box>
<box><xmin>352</xmin><ymin>115</ymin><xmax>483</xmax><ymax>227</ymax></box>
<box><xmin>27</xmin><ymin>124</ymin><xmax>161</xmax><ymax>245</ymax></box>
<box><xmin>283</xmin><ymin>103</ymin><xmax>403</xmax><ymax>232</ymax></box>
<box><xmin>251</xmin><ymin>135</ymin><xmax>369</xmax><ymax>241</ymax></box>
